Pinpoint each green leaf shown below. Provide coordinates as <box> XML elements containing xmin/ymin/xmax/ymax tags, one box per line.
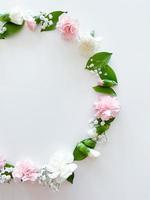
<box><xmin>93</xmin><ymin>85</ymin><xmax>116</xmax><ymax>96</ymax></box>
<box><xmin>67</xmin><ymin>173</ymin><xmax>74</xmax><ymax>184</ymax></box>
<box><xmin>102</xmin><ymin>79</ymin><xmax>117</xmax><ymax>87</ymax></box>
<box><xmin>99</xmin><ymin>64</ymin><xmax>118</xmax><ymax>83</ymax></box>
<box><xmin>96</xmin><ymin>124</ymin><xmax>110</xmax><ymax>135</ymax></box>
<box><xmin>0</xmin><ymin>22</ymin><xmax>24</xmax><ymax>39</ymax></box>
<box><xmin>4</xmin><ymin>163</ymin><xmax>14</xmax><ymax>168</ymax></box>
<box><xmin>82</xmin><ymin>138</ymin><xmax>96</xmax><ymax>149</ymax></box>
<box><xmin>106</xmin><ymin>118</ymin><xmax>115</xmax><ymax>124</ymax></box>
<box><xmin>0</xmin><ymin>13</ymin><xmax>10</xmax><ymax>22</ymax></box>
<box><xmin>73</xmin><ymin>143</ymin><xmax>89</xmax><ymax>161</ymax></box>
<box><xmin>86</xmin><ymin>52</ymin><xmax>112</xmax><ymax>71</ymax></box>
<box><xmin>41</xmin><ymin>11</ymin><xmax>66</xmax><ymax>31</ymax></box>
<box><xmin>34</xmin><ymin>15</ymin><xmax>41</xmax><ymax>24</ymax></box>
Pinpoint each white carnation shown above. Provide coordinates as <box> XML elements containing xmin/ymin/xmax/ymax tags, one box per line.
<box><xmin>38</xmin><ymin>151</ymin><xmax>77</xmax><ymax>191</ymax></box>
<box><xmin>47</xmin><ymin>151</ymin><xmax>77</xmax><ymax>183</ymax></box>
<box><xmin>9</xmin><ymin>7</ymin><xmax>24</xmax><ymax>25</ymax></box>
<box><xmin>78</xmin><ymin>34</ymin><xmax>102</xmax><ymax>56</ymax></box>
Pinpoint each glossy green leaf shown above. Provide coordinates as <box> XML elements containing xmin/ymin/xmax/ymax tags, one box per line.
<box><xmin>99</xmin><ymin>64</ymin><xmax>118</xmax><ymax>83</ymax></box>
<box><xmin>67</xmin><ymin>173</ymin><xmax>74</xmax><ymax>184</ymax></box>
<box><xmin>4</xmin><ymin>163</ymin><xmax>14</xmax><ymax>168</ymax></box>
<box><xmin>34</xmin><ymin>15</ymin><xmax>41</xmax><ymax>24</ymax></box>
<box><xmin>82</xmin><ymin>138</ymin><xmax>96</xmax><ymax>149</ymax></box>
<box><xmin>73</xmin><ymin>143</ymin><xmax>89</xmax><ymax>161</ymax></box>
<box><xmin>0</xmin><ymin>22</ymin><xmax>24</xmax><ymax>39</ymax></box>
<box><xmin>93</xmin><ymin>85</ymin><xmax>116</xmax><ymax>96</ymax></box>
<box><xmin>96</xmin><ymin>124</ymin><xmax>110</xmax><ymax>135</ymax></box>
<box><xmin>41</xmin><ymin>11</ymin><xmax>65</xmax><ymax>31</ymax></box>
<box><xmin>0</xmin><ymin>13</ymin><xmax>10</xmax><ymax>22</ymax></box>
<box><xmin>102</xmin><ymin>79</ymin><xmax>117</xmax><ymax>87</ymax></box>
<box><xmin>86</xmin><ymin>52</ymin><xmax>112</xmax><ymax>71</ymax></box>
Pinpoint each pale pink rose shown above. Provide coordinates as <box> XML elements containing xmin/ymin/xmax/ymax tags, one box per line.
<box><xmin>57</xmin><ymin>14</ymin><xmax>79</xmax><ymax>40</ymax></box>
<box><xmin>0</xmin><ymin>155</ymin><xmax>6</xmax><ymax>169</ymax></box>
<box><xmin>26</xmin><ymin>19</ymin><xmax>37</xmax><ymax>31</ymax></box>
<box><xmin>13</xmin><ymin>160</ymin><xmax>38</xmax><ymax>182</ymax></box>
<box><xmin>94</xmin><ymin>96</ymin><xmax>120</xmax><ymax>121</ymax></box>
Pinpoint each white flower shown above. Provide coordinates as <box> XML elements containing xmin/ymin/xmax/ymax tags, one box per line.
<box><xmin>9</xmin><ymin>7</ymin><xmax>24</xmax><ymax>25</ymax></box>
<box><xmin>88</xmin><ymin>127</ymin><xmax>97</xmax><ymax>138</ymax></box>
<box><xmin>47</xmin><ymin>151</ymin><xmax>77</xmax><ymax>183</ymax></box>
<box><xmin>78</xmin><ymin>34</ymin><xmax>102</xmax><ymax>56</ymax></box>
<box><xmin>0</xmin><ymin>173</ymin><xmax>12</xmax><ymax>184</ymax></box>
<box><xmin>0</xmin><ymin>22</ymin><xmax>7</xmax><ymax>34</ymax></box>
<box><xmin>88</xmin><ymin>149</ymin><xmax>101</xmax><ymax>158</ymax></box>
<box><xmin>48</xmin><ymin>14</ymin><xmax>53</xmax><ymax>20</ymax></box>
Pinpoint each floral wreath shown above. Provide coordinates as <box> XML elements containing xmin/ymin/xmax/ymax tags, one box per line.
<box><xmin>0</xmin><ymin>7</ymin><xmax>120</xmax><ymax>191</ymax></box>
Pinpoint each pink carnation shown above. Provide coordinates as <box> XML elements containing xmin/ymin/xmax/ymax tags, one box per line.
<box><xmin>26</xmin><ymin>19</ymin><xmax>37</xmax><ymax>31</ymax></box>
<box><xmin>94</xmin><ymin>96</ymin><xmax>120</xmax><ymax>121</ymax></box>
<box><xmin>13</xmin><ymin>160</ymin><xmax>38</xmax><ymax>182</ymax></box>
<box><xmin>57</xmin><ymin>14</ymin><xmax>79</xmax><ymax>40</ymax></box>
<box><xmin>0</xmin><ymin>155</ymin><xmax>6</xmax><ymax>169</ymax></box>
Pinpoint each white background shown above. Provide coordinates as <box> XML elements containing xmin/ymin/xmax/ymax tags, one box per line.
<box><xmin>0</xmin><ymin>0</ymin><xmax>150</xmax><ymax>199</ymax></box>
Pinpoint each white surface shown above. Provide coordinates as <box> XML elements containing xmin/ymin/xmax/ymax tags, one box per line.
<box><xmin>0</xmin><ymin>0</ymin><xmax>150</xmax><ymax>199</ymax></box>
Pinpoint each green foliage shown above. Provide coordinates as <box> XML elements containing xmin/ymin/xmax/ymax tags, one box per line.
<box><xmin>0</xmin><ymin>13</ymin><xmax>10</xmax><ymax>22</ymax></box>
<box><xmin>102</xmin><ymin>79</ymin><xmax>117</xmax><ymax>87</ymax></box>
<box><xmin>41</xmin><ymin>11</ymin><xmax>65</xmax><ymax>31</ymax></box>
<box><xmin>73</xmin><ymin>138</ymin><xmax>97</xmax><ymax>161</ymax></box>
<box><xmin>82</xmin><ymin>138</ymin><xmax>96</xmax><ymax>149</ymax></box>
<box><xmin>67</xmin><ymin>173</ymin><xmax>74</xmax><ymax>184</ymax></box>
<box><xmin>93</xmin><ymin>85</ymin><xmax>116</xmax><ymax>96</ymax></box>
<box><xmin>96</xmin><ymin>124</ymin><xmax>110</xmax><ymax>135</ymax></box>
<box><xmin>0</xmin><ymin>22</ymin><xmax>24</xmax><ymax>39</ymax></box>
<box><xmin>86</xmin><ymin>52</ymin><xmax>118</xmax><ymax>91</ymax></box>
<box><xmin>99</xmin><ymin>64</ymin><xmax>118</xmax><ymax>83</ymax></box>
<box><xmin>73</xmin><ymin>143</ymin><xmax>90</xmax><ymax>161</ymax></box>
<box><xmin>86</xmin><ymin>52</ymin><xmax>112</xmax><ymax>71</ymax></box>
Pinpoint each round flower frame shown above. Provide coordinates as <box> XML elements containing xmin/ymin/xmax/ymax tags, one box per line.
<box><xmin>0</xmin><ymin>8</ymin><xmax>120</xmax><ymax>191</ymax></box>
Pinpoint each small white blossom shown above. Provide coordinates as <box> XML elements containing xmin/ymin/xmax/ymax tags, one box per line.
<box><xmin>0</xmin><ymin>22</ymin><xmax>7</xmax><ymax>34</ymax></box>
<box><xmin>23</xmin><ymin>10</ymin><xmax>35</xmax><ymax>21</ymax></box>
<box><xmin>48</xmin><ymin>14</ymin><xmax>53</xmax><ymax>19</ymax></box>
<box><xmin>94</xmin><ymin>119</ymin><xmax>98</xmax><ymax>125</ymax></box>
<box><xmin>78</xmin><ymin>33</ymin><xmax>103</xmax><ymax>56</ymax></box>
<box><xmin>40</xmin><ymin>15</ymin><xmax>45</xmax><ymax>21</ymax></box>
<box><xmin>39</xmin><ymin>13</ymin><xmax>53</xmax><ymax>30</ymax></box>
<box><xmin>88</xmin><ymin>149</ymin><xmax>101</xmax><ymax>158</ymax></box>
<box><xmin>0</xmin><ymin>171</ymin><xmax>12</xmax><ymax>183</ymax></box>
<box><xmin>9</xmin><ymin>7</ymin><xmax>24</xmax><ymax>25</ymax></box>
<box><xmin>48</xmin><ymin>20</ymin><xmax>53</xmax><ymax>26</ymax></box>
<box><xmin>88</xmin><ymin>127</ymin><xmax>97</xmax><ymax>138</ymax></box>
<box><xmin>100</xmin><ymin>121</ymin><xmax>105</xmax><ymax>126</ymax></box>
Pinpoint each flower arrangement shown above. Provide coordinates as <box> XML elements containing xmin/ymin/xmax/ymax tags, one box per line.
<box><xmin>0</xmin><ymin>7</ymin><xmax>120</xmax><ymax>191</ymax></box>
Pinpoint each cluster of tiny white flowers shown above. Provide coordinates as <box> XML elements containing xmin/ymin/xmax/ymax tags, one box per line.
<box><xmin>88</xmin><ymin>118</ymin><xmax>105</xmax><ymax>138</ymax></box>
<box><xmin>0</xmin><ymin>22</ymin><xmax>7</xmax><ymax>34</ymax></box>
<box><xmin>38</xmin><ymin>167</ymin><xmax>61</xmax><ymax>191</ymax></box>
<box><xmin>39</xmin><ymin>13</ymin><xmax>53</xmax><ymax>30</ymax></box>
<box><xmin>88</xmin><ymin>118</ymin><xmax>108</xmax><ymax>144</ymax></box>
<box><xmin>0</xmin><ymin>167</ymin><xmax>13</xmax><ymax>184</ymax></box>
<box><xmin>87</xmin><ymin>62</ymin><xmax>103</xmax><ymax>76</ymax></box>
